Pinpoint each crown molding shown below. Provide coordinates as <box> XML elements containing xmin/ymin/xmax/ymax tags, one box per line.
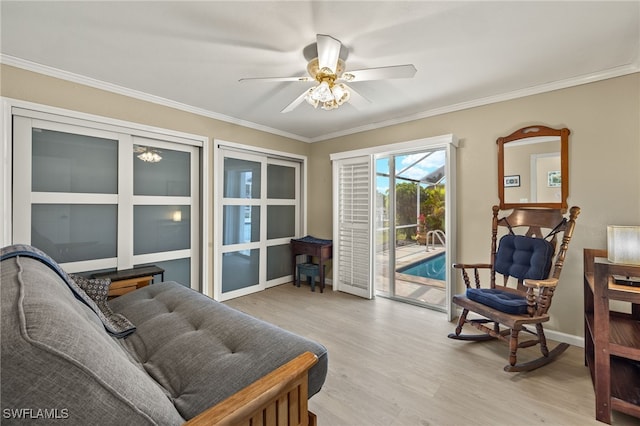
<box><xmin>3</xmin><ymin>54</ymin><xmax>637</xmax><ymax>144</ymax></box>
<box><xmin>0</xmin><ymin>55</ymin><xmax>312</xmax><ymax>143</ymax></box>
<box><xmin>309</xmin><ymin>62</ymin><xmax>640</xmax><ymax>142</ymax></box>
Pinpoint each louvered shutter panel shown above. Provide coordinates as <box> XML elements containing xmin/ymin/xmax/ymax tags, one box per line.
<box><xmin>333</xmin><ymin>156</ymin><xmax>373</xmax><ymax>298</ymax></box>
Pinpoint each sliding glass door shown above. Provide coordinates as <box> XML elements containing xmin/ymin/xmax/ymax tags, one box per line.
<box><xmin>220</xmin><ymin>153</ymin><xmax>262</xmax><ymax>296</ymax></box>
<box><xmin>330</xmin><ymin>134</ymin><xmax>457</xmax><ymax>318</ymax></box>
<box><xmin>131</xmin><ymin>136</ymin><xmax>197</xmax><ymax>286</ymax></box>
<box><xmin>375</xmin><ymin>149</ymin><xmax>449</xmax><ymax>311</ymax></box>
<box><xmin>12</xmin><ymin>112</ymin><xmax>201</xmax><ymax>288</ymax></box>
<box><xmin>216</xmin><ymin>149</ymin><xmax>300</xmax><ymax>300</ymax></box>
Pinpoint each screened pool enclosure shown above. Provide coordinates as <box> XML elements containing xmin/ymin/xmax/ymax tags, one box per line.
<box><xmin>375</xmin><ymin>148</ymin><xmax>448</xmax><ymax>311</ymax></box>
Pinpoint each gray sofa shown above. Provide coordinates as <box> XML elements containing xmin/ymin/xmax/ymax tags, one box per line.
<box><xmin>1</xmin><ymin>245</ymin><xmax>328</xmax><ymax>425</ymax></box>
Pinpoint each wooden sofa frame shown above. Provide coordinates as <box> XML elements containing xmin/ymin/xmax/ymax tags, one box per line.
<box><xmin>186</xmin><ymin>352</ymin><xmax>318</xmax><ymax>426</ymax></box>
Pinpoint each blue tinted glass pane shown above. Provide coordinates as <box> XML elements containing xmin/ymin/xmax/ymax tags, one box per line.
<box><xmin>134</xmin><ymin>146</ymin><xmax>190</xmax><ymax>196</ymax></box>
<box><xmin>136</xmin><ymin>258</ymin><xmax>191</xmax><ymax>288</ymax></box>
<box><xmin>267</xmin><ymin>164</ymin><xmax>295</xmax><ymax>199</ymax></box>
<box><xmin>223</xmin><ymin>206</ymin><xmax>260</xmax><ymax>245</ymax></box>
<box><xmin>267</xmin><ymin>244</ymin><xmax>292</xmax><ymax>280</ymax></box>
<box><xmin>224</xmin><ymin>158</ymin><xmax>261</xmax><ymax>198</ymax></box>
<box><xmin>31</xmin><ymin>204</ymin><xmax>117</xmax><ymax>263</ymax></box>
<box><xmin>32</xmin><ymin>129</ymin><xmax>117</xmax><ymax>194</ymax></box>
<box><xmin>222</xmin><ymin>249</ymin><xmax>259</xmax><ymax>292</ymax></box>
<box><xmin>134</xmin><ymin>205</ymin><xmax>190</xmax><ymax>255</ymax></box>
<box><xmin>267</xmin><ymin>206</ymin><xmax>295</xmax><ymax>239</ymax></box>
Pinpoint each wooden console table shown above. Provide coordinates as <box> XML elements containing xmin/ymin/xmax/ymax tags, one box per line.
<box><xmin>583</xmin><ymin>248</ymin><xmax>640</xmax><ymax>423</ymax></box>
<box><xmin>291</xmin><ymin>236</ymin><xmax>332</xmax><ymax>293</ymax></box>
<box><xmin>93</xmin><ymin>265</ymin><xmax>165</xmax><ymax>298</ymax></box>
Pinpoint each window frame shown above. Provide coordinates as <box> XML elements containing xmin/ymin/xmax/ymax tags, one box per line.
<box><xmin>213</xmin><ymin>139</ymin><xmax>307</xmax><ymax>301</ymax></box>
<box><xmin>2</xmin><ymin>98</ymin><xmax>208</xmax><ymax>291</ymax></box>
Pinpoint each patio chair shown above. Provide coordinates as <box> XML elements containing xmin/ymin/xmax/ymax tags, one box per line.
<box><xmin>448</xmin><ymin>205</ymin><xmax>580</xmax><ymax>372</ymax></box>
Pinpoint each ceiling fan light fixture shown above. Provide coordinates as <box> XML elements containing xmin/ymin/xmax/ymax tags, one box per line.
<box><xmin>310</xmin><ymin>81</ymin><xmax>334</xmax><ymax>103</ymax></box>
<box><xmin>306</xmin><ymin>58</ymin><xmax>346</xmax><ymax>80</ymax></box>
<box><xmin>332</xmin><ymin>83</ymin><xmax>350</xmax><ymax>105</ymax></box>
<box><xmin>136</xmin><ymin>148</ymin><xmax>162</xmax><ymax>163</ymax></box>
<box><xmin>305</xmin><ymin>80</ymin><xmax>351</xmax><ymax>110</ymax></box>
<box><xmin>320</xmin><ymin>100</ymin><xmax>338</xmax><ymax>111</ymax></box>
<box><xmin>342</xmin><ymin>72</ymin><xmax>355</xmax><ymax>82</ymax></box>
<box><xmin>305</xmin><ymin>89</ymin><xmax>319</xmax><ymax>108</ymax></box>
<box><xmin>242</xmin><ymin>34</ymin><xmax>416</xmax><ymax>114</ymax></box>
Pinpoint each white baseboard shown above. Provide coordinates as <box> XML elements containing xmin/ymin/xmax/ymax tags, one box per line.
<box><xmin>545</xmin><ymin>329</ymin><xmax>584</xmax><ymax>348</ymax></box>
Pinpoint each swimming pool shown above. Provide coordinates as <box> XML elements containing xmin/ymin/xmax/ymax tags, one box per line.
<box><xmin>398</xmin><ymin>253</ymin><xmax>446</xmax><ymax>280</ymax></box>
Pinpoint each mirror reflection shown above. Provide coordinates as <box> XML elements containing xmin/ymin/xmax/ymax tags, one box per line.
<box><xmin>503</xmin><ymin>137</ymin><xmax>561</xmax><ymax>204</ymax></box>
<box><xmin>498</xmin><ymin>126</ymin><xmax>569</xmax><ymax>211</ymax></box>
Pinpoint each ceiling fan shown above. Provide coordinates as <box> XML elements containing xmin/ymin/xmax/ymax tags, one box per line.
<box><xmin>239</xmin><ymin>34</ymin><xmax>417</xmax><ymax>113</ymax></box>
<box><xmin>134</xmin><ymin>145</ymin><xmax>162</xmax><ymax>163</ymax></box>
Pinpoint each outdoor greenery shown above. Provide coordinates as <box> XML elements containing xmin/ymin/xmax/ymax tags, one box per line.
<box><xmin>419</xmin><ymin>185</ymin><xmax>446</xmax><ymax>231</ymax></box>
<box><xmin>377</xmin><ymin>181</ymin><xmax>446</xmax><ymax>243</ymax></box>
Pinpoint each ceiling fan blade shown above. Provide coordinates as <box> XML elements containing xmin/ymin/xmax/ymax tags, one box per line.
<box><xmin>281</xmin><ymin>89</ymin><xmax>311</xmax><ymax>113</ymax></box>
<box><xmin>316</xmin><ymin>34</ymin><xmax>342</xmax><ymax>73</ymax></box>
<box><xmin>341</xmin><ymin>64</ymin><xmax>417</xmax><ymax>82</ymax></box>
<box><xmin>343</xmin><ymin>84</ymin><xmax>371</xmax><ymax>109</ymax></box>
<box><xmin>239</xmin><ymin>76</ymin><xmax>312</xmax><ymax>83</ymax></box>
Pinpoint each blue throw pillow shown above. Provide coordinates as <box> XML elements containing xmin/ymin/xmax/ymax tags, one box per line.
<box><xmin>494</xmin><ymin>234</ymin><xmax>554</xmax><ymax>281</ymax></box>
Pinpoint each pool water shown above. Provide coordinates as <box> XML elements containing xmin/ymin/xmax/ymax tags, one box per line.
<box><xmin>398</xmin><ymin>253</ymin><xmax>446</xmax><ymax>280</ymax></box>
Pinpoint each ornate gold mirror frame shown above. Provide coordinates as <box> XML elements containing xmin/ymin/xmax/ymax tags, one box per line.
<box><xmin>497</xmin><ymin>125</ymin><xmax>570</xmax><ymax>212</ymax></box>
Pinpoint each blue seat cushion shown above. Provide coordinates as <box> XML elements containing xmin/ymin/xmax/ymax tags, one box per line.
<box><xmin>494</xmin><ymin>234</ymin><xmax>554</xmax><ymax>281</ymax></box>
<box><xmin>466</xmin><ymin>288</ymin><xmax>529</xmax><ymax>315</ymax></box>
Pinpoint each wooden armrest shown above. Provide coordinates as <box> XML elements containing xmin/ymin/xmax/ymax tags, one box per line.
<box><xmin>523</xmin><ymin>278</ymin><xmax>558</xmax><ymax>289</ymax></box>
<box><xmin>454</xmin><ymin>263</ymin><xmax>493</xmax><ymax>289</ymax></box>
<box><xmin>185</xmin><ymin>351</ymin><xmax>318</xmax><ymax>426</ymax></box>
<box><xmin>452</xmin><ymin>263</ymin><xmax>492</xmax><ymax>269</ymax></box>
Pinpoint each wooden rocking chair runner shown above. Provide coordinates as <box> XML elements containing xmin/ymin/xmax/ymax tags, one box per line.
<box><xmin>448</xmin><ymin>205</ymin><xmax>580</xmax><ymax>372</ymax></box>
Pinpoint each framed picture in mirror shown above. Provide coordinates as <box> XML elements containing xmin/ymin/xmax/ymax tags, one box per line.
<box><xmin>504</xmin><ymin>175</ymin><xmax>520</xmax><ymax>187</ymax></box>
<box><xmin>547</xmin><ymin>171</ymin><xmax>561</xmax><ymax>187</ymax></box>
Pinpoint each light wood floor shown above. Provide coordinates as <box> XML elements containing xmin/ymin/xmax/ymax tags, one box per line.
<box><xmin>225</xmin><ymin>284</ymin><xmax>638</xmax><ymax>426</ymax></box>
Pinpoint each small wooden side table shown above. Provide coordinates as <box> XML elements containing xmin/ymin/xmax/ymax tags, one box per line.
<box><xmin>92</xmin><ymin>265</ymin><xmax>165</xmax><ymax>298</ymax></box>
<box><xmin>291</xmin><ymin>236</ymin><xmax>332</xmax><ymax>293</ymax></box>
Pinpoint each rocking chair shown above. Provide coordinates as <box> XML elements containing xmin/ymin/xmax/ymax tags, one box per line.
<box><xmin>448</xmin><ymin>205</ymin><xmax>580</xmax><ymax>372</ymax></box>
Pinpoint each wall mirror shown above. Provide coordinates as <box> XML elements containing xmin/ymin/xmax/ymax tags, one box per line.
<box><xmin>497</xmin><ymin>125</ymin><xmax>569</xmax><ymax>211</ymax></box>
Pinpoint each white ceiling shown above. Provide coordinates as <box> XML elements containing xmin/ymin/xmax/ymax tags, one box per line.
<box><xmin>2</xmin><ymin>1</ymin><xmax>639</xmax><ymax>142</ymax></box>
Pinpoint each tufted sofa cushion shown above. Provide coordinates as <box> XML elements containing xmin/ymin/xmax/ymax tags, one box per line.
<box><xmin>0</xmin><ymin>256</ymin><xmax>184</xmax><ymax>425</ymax></box>
<box><xmin>494</xmin><ymin>234</ymin><xmax>554</xmax><ymax>281</ymax></box>
<box><xmin>109</xmin><ymin>282</ymin><xmax>328</xmax><ymax>421</ymax></box>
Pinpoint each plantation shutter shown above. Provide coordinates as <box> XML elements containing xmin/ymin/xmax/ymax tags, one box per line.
<box><xmin>332</xmin><ymin>156</ymin><xmax>373</xmax><ymax>299</ymax></box>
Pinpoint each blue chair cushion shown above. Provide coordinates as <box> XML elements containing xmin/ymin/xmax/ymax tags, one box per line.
<box><xmin>466</xmin><ymin>288</ymin><xmax>529</xmax><ymax>315</ymax></box>
<box><xmin>494</xmin><ymin>234</ymin><xmax>554</xmax><ymax>281</ymax></box>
